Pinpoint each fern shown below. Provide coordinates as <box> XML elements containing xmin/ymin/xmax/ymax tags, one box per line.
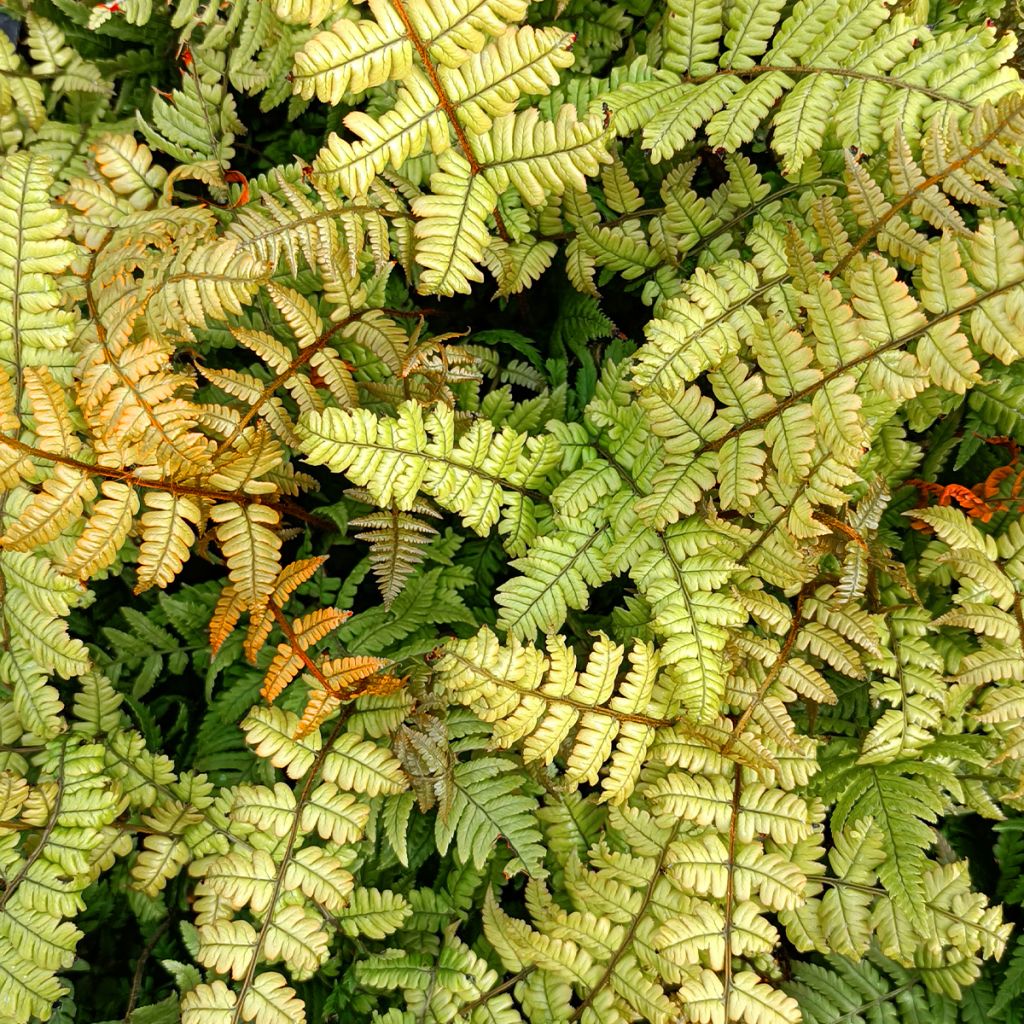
<box><xmin>785</xmin><ymin>951</ymin><xmax>963</xmax><ymax>1024</ymax></box>
<box><xmin>2</xmin><ymin>0</ymin><xmax>1024</xmax><ymax>1021</ymax></box>
<box><xmin>347</xmin><ymin>488</ymin><xmax>441</xmax><ymax>607</ymax></box>
<box><xmin>435</xmin><ymin>754</ymin><xmax>546</xmax><ymax>877</ymax></box>
<box><xmin>436</xmin><ymin>627</ymin><xmax>669</xmax><ymax>803</ymax></box>
<box><xmin>297</xmin><ymin>399</ymin><xmax>560</xmax><ymax>549</ymax></box>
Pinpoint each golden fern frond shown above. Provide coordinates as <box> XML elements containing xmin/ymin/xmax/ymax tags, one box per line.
<box><xmin>63</xmin><ymin>480</ymin><xmax>139</xmax><ymax>579</ymax></box>
<box><xmin>0</xmin><ymin>371</ymin><xmax>31</xmax><ymax>489</ymax></box>
<box><xmin>200</xmin><ymin>365</ymin><xmax>302</xmax><ymax>448</ymax></box>
<box><xmin>77</xmin><ymin>329</ymin><xmax>212</xmax><ymax>475</ymax></box>
<box><xmin>437</xmin><ymin>627</ymin><xmax>674</xmax><ymax>803</ymax></box>
<box><xmin>23</xmin><ymin>367</ymin><xmax>79</xmax><ymax>457</ymax></box>
<box><xmin>320</xmin><ymin>656</ymin><xmax>389</xmax><ymax>692</ymax></box>
<box><xmin>135</xmin><ymin>491</ymin><xmax>203</xmax><ymax>592</ymax></box>
<box><xmin>210</xmin><ymin>501</ymin><xmax>283</xmax><ymax>610</ymax></box>
<box><xmin>206</xmin><ymin>424</ymin><xmax>286</xmax><ymax>493</ymax></box>
<box><xmin>341</xmin><ymin>309</ymin><xmax>410</xmax><ymax>377</ymax></box>
<box><xmin>0</xmin><ymin>466</ymin><xmax>96</xmax><ymax>550</ymax></box>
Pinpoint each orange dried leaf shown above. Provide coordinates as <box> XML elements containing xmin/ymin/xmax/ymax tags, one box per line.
<box><xmin>224</xmin><ymin>169</ymin><xmax>250</xmax><ymax>208</ymax></box>
<box><xmin>1012</xmin><ymin>468</ymin><xmax>1024</xmax><ymax>501</ymax></box>
<box><xmin>811</xmin><ymin>510</ymin><xmax>868</xmax><ymax>550</ymax></box>
<box><xmin>980</xmin><ymin>464</ymin><xmax>1015</xmax><ymax>501</ymax></box>
<box><xmin>908</xmin><ymin>479</ymin><xmax>944</xmax><ymax>500</ymax></box>
<box><xmin>938</xmin><ymin>483</ymin><xmax>992</xmax><ymax>520</ymax></box>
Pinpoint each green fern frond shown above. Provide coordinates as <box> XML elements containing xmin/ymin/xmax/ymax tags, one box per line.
<box><xmin>435</xmin><ymin>755</ymin><xmax>546</xmax><ymax>877</ymax></box>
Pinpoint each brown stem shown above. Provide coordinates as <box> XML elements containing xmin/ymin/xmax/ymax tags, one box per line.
<box><xmin>123</xmin><ymin>919</ymin><xmax>170</xmax><ymax>1022</ymax></box>
<box><xmin>722</xmin><ymin>769</ymin><xmax>743</xmax><ymax>1022</ymax></box>
<box><xmin>723</xmin><ymin>588</ymin><xmax>809</xmax><ymax>754</ymax></box>
<box><xmin>214</xmin><ymin>306</ymin><xmax>429</xmax><ymax>457</ymax></box>
<box><xmin>832</xmin><ymin>97</ymin><xmax>1024</xmax><ymax>277</ymax></box>
<box><xmin>737</xmin><ymin>451</ymin><xmax>832</xmax><ymax>564</ymax></box>
<box><xmin>0</xmin><ymin>433</ymin><xmax>328</xmax><ymax>527</ymax></box>
<box><xmin>459</xmin><ymin>968</ymin><xmax>535</xmax><ymax>1014</ymax></box>
<box><xmin>388</xmin><ymin>0</ymin><xmax>510</xmax><ymax>241</ymax></box>
<box><xmin>214</xmin><ymin>315</ymin><xmax>358</xmax><ymax>456</ymax></box>
<box><xmin>268</xmin><ymin>600</ymin><xmax>337</xmax><ymax>692</ymax></box>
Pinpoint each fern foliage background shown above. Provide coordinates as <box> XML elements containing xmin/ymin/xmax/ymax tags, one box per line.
<box><xmin>1</xmin><ymin>0</ymin><xmax>1024</xmax><ymax>1021</ymax></box>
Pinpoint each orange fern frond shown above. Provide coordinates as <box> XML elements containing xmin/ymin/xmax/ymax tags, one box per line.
<box><xmin>209</xmin><ymin>584</ymin><xmax>245</xmax><ymax>655</ymax></box>
<box><xmin>1011</xmin><ymin>467</ymin><xmax>1024</xmax><ymax>502</ymax></box>
<box><xmin>937</xmin><ymin>483</ymin><xmax>993</xmax><ymax>521</ymax></box>
<box><xmin>292</xmin><ymin>670</ymin><xmax>406</xmax><ymax>739</ymax></box>
<box><xmin>978</xmin><ymin>463</ymin><xmax>1016</xmax><ymax>502</ymax></box>
<box><xmin>290</xmin><ymin>607</ymin><xmax>352</xmax><ymax>647</ymax></box>
<box><xmin>908</xmin><ymin>477</ymin><xmax>997</xmax><ymax>528</ymax></box>
<box><xmin>273</xmin><ymin>556</ymin><xmax>330</xmax><ymax>602</ymax></box>
<box><xmin>320</xmin><ymin>656</ymin><xmax>389</xmax><ymax>694</ymax></box>
<box><xmin>352</xmin><ymin>673</ymin><xmax>407</xmax><ymax>698</ymax></box>
<box><xmin>295</xmin><ymin>689</ymin><xmax>342</xmax><ymax>739</ymax></box>
<box><xmin>261</xmin><ymin>647</ymin><xmax>307</xmax><ymax>704</ymax></box>
<box><xmin>245</xmin><ymin>556</ymin><xmax>329</xmax><ymax>662</ymax></box>
<box><xmin>259</xmin><ymin>606</ymin><xmax>351</xmax><ymax>703</ymax></box>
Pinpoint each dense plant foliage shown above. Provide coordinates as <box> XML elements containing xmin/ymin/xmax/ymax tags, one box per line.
<box><xmin>1</xmin><ymin>0</ymin><xmax>1024</xmax><ymax>1021</ymax></box>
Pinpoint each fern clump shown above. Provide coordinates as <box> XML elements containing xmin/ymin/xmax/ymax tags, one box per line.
<box><xmin>1</xmin><ymin>0</ymin><xmax>1024</xmax><ymax>1021</ymax></box>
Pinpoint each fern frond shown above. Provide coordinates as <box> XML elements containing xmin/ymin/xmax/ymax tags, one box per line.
<box><xmin>4</xmin><ymin>0</ymin><xmax>1024</xmax><ymax>1020</ymax></box>
<box><xmin>298</xmin><ymin>400</ymin><xmax>559</xmax><ymax>543</ymax></box>
<box><xmin>349</xmin><ymin>490</ymin><xmax>441</xmax><ymax>606</ymax></box>
<box><xmin>437</xmin><ymin>627</ymin><xmax>671</xmax><ymax>802</ymax></box>
<box><xmin>435</xmin><ymin>755</ymin><xmax>546</xmax><ymax>877</ymax></box>
<box><xmin>819</xmin><ymin>758</ymin><xmax>950</xmax><ymax>927</ymax></box>
<box><xmin>411</xmin><ymin>151</ymin><xmax>497</xmax><ymax>296</ymax></box>
<box><xmin>291</xmin><ymin>1</ymin><xmax>413</xmax><ymax>103</ymax></box>
<box><xmin>0</xmin><ymin>152</ymin><xmax>79</xmax><ymax>367</ymax></box>
<box><xmin>210</xmin><ymin>502</ymin><xmax>283</xmax><ymax>610</ymax></box>
<box><xmin>134</xmin><ymin>491</ymin><xmax>203</xmax><ymax>593</ymax></box>
<box><xmin>787</xmin><ymin>952</ymin><xmax>960</xmax><ymax>1024</ymax></box>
